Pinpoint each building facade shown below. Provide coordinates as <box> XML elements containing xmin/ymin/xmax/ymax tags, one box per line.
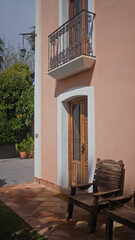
<box><xmin>35</xmin><ymin>0</ymin><xmax>135</xmax><ymax>193</ymax></box>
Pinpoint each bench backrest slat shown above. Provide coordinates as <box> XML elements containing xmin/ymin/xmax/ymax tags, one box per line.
<box><xmin>93</xmin><ymin>158</ymin><xmax>125</xmax><ymax>192</ymax></box>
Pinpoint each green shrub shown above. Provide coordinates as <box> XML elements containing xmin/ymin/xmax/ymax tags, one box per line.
<box><xmin>15</xmin><ymin>134</ymin><xmax>34</xmax><ymax>156</ymax></box>
<box><xmin>0</xmin><ymin>63</ymin><xmax>34</xmax><ymax>144</ymax></box>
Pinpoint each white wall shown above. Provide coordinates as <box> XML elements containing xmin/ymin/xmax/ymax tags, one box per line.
<box><xmin>34</xmin><ymin>0</ymin><xmax>41</xmax><ymax>178</ymax></box>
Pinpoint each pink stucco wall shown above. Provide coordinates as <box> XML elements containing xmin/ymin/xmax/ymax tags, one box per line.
<box><xmin>40</xmin><ymin>0</ymin><xmax>58</xmax><ymax>184</ymax></box>
<box><xmin>39</xmin><ymin>0</ymin><xmax>135</xmax><ymax>193</ymax></box>
<box><xmin>94</xmin><ymin>0</ymin><xmax>135</xmax><ymax>193</ymax></box>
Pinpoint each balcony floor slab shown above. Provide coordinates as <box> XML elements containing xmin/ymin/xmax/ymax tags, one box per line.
<box><xmin>47</xmin><ymin>55</ymin><xmax>96</xmax><ymax>80</ymax></box>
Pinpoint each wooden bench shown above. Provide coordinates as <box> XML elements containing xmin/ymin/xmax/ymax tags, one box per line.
<box><xmin>106</xmin><ymin>193</ymin><xmax>135</xmax><ymax>240</ymax></box>
<box><xmin>67</xmin><ymin>158</ymin><xmax>125</xmax><ymax>233</ymax></box>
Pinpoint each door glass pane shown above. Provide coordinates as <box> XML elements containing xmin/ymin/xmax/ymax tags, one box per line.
<box><xmin>74</xmin><ymin>0</ymin><xmax>81</xmax><ymax>15</ymax></box>
<box><xmin>72</xmin><ymin>103</ymin><xmax>80</xmax><ymax>161</ymax></box>
<box><xmin>85</xmin><ymin>0</ymin><xmax>88</xmax><ymax>10</ymax></box>
<box><xmin>85</xmin><ymin>0</ymin><xmax>88</xmax><ymax>37</ymax></box>
<box><xmin>84</xmin><ymin>101</ymin><xmax>88</xmax><ymax>164</ymax></box>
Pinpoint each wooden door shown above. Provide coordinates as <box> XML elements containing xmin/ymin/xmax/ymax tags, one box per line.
<box><xmin>68</xmin><ymin>97</ymin><xmax>88</xmax><ymax>186</ymax></box>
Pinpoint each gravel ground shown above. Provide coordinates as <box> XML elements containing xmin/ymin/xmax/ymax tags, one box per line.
<box><xmin>0</xmin><ymin>158</ymin><xmax>34</xmax><ymax>187</ymax></box>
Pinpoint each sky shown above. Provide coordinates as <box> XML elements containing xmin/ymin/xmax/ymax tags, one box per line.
<box><xmin>0</xmin><ymin>0</ymin><xmax>35</xmax><ymax>50</ymax></box>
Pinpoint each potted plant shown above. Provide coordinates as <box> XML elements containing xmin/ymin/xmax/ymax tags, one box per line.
<box><xmin>15</xmin><ymin>134</ymin><xmax>34</xmax><ymax>159</ymax></box>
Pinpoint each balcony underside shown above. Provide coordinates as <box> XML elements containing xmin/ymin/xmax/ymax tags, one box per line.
<box><xmin>47</xmin><ymin>55</ymin><xmax>96</xmax><ymax>80</ymax></box>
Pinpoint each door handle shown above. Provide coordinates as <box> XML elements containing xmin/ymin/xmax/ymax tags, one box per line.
<box><xmin>81</xmin><ymin>144</ymin><xmax>85</xmax><ymax>154</ymax></box>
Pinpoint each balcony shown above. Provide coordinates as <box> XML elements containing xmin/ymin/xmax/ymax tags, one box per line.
<box><xmin>47</xmin><ymin>10</ymin><xmax>96</xmax><ymax>80</ymax></box>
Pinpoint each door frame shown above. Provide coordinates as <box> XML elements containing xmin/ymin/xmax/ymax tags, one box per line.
<box><xmin>57</xmin><ymin>86</ymin><xmax>95</xmax><ymax>188</ymax></box>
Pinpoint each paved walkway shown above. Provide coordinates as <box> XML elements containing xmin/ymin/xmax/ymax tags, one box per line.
<box><xmin>0</xmin><ymin>182</ymin><xmax>135</xmax><ymax>240</ymax></box>
<box><xmin>0</xmin><ymin>158</ymin><xmax>34</xmax><ymax>186</ymax></box>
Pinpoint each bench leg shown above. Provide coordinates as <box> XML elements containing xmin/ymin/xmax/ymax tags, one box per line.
<box><xmin>106</xmin><ymin>218</ymin><xmax>113</xmax><ymax>240</ymax></box>
<box><xmin>88</xmin><ymin>208</ymin><xmax>97</xmax><ymax>234</ymax></box>
<box><xmin>67</xmin><ymin>200</ymin><xmax>74</xmax><ymax>220</ymax></box>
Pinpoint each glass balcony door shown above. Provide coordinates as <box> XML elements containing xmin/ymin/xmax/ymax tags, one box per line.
<box><xmin>69</xmin><ymin>0</ymin><xmax>89</xmax><ymax>56</ymax></box>
<box><xmin>69</xmin><ymin>0</ymin><xmax>88</xmax><ymax>18</ymax></box>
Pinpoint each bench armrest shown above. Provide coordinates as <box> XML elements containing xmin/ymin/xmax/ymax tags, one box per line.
<box><xmin>69</xmin><ymin>183</ymin><xmax>93</xmax><ymax>196</ymax></box>
<box><xmin>70</xmin><ymin>182</ymin><xmax>93</xmax><ymax>190</ymax></box>
<box><xmin>108</xmin><ymin>193</ymin><xmax>135</xmax><ymax>207</ymax></box>
<box><xmin>93</xmin><ymin>189</ymin><xmax>121</xmax><ymax>198</ymax></box>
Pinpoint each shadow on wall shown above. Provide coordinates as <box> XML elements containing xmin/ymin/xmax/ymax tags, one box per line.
<box><xmin>0</xmin><ymin>179</ymin><xmax>7</xmax><ymax>187</ymax></box>
<box><xmin>54</xmin><ymin>65</ymin><xmax>95</xmax><ymax>98</ymax></box>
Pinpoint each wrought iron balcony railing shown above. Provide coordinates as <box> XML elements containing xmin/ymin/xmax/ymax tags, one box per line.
<box><xmin>48</xmin><ymin>10</ymin><xmax>95</xmax><ymax>72</ymax></box>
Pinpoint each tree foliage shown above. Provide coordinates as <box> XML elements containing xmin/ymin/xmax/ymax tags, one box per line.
<box><xmin>0</xmin><ymin>63</ymin><xmax>34</xmax><ymax>144</ymax></box>
<box><xmin>27</xmin><ymin>26</ymin><xmax>35</xmax><ymax>51</ymax></box>
<box><xmin>0</xmin><ymin>38</ymin><xmax>4</xmax><ymax>70</ymax></box>
<box><xmin>3</xmin><ymin>41</ymin><xmax>34</xmax><ymax>72</ymax></box>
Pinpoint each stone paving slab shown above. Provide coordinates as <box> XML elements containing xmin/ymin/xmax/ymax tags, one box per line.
<box><xmin>0</xmin><ymin>182</ymin><xmax>135</xmax><ymax>240</ymax></box>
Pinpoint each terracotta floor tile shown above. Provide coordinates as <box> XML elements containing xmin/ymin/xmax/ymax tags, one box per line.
<box><xmin>48</xmin><ymin>235</ymin><xmax>69</xmax><ymax>240</ymax></box>
<box><xmin>70</xmin><ymin>238</ymin><xmax>91</xmax><ymax>240</ymax></box>
<box><xmin>113</xmin><ymin>225</ymin><xmax>135</xmax><ymax>240</ymax></box>
<box><xmin>53</xmin><ymin>202</ymin><xmax>67</xmax><ymax>208</ymax></box>
<box><xmin>34</xmin><ymin>205</ymin><xmax>54</xmax><ymax>212</ymax></box>
<box><xmin>48</xmin><ymin>196</ymin><xmax>62</xmax><ymax>201</ymax></box>
<box><xmin>51</xmin><ymin>207</ymin><xmax>67</xmax><ymax>218</ymax></box>
<box><xmin>72</xmin><ymin>206</ymin><xmax>89</xmax><ymax>221</ymax></box>
<box><xmin>71</xmin><ymin>228</ymin><xmax>93</xmax><ymax>239</ymax></box>
<box><xmin>0</xmin><ymin>183</ymin><xmax>135</xmax><ymax>240</ymax></box>
<box><xmin>41</xmin><ymin>202</ymin><xmax>58</xmax><ymax>208</ymax></box>
<box><xmin>51</xmin><ymin>221</ymin><xmax>75</xmax><ymax>237</ymax></box>
<box><xmin>25</xmin><ymin>216</ymin><xmax>41</xmax><ymax>228</ymax></box>
<box><xmin>16</xmin><ymin>209</ymin><xmax>31</xmax><ymax>218</ymax></box>
<box><xmin>33</xmin><ymin>197</ymin><xmax>50</xmax><ymax>202</ymax></box>
<box><xmin>38</xmin><ymin>226</ymin><xmax>50</xmax><ymax>236</ymax></box>
<box><xmin>4</xmin><ymin>202</ymin><xmax>21</xmax><ymax>211</ymax></box>
<box><xmin>39</xmin><ymin>216</ymin><xmax>59</xmax><ymax>224</ymax></box>
<box><xmin>11</xmin><ymin>197</ymin><xmax>30</xmax><ymax>206</ymax></box>
<box><xmin>22</xmin><ymin>200</ymin><xmax>43</xmax><ymax>213</ymax></box>
<box><xmin>32</xmin><ymin>209</ymin><xmax>56</xmax><ymax>218</ymax></box>
<box><xmin>0</xmin><ymin>193</ymin><xmax>10</xmax><ymax>201</ymax></box>
<box><xmin>0</xmin><ymin>187</ymin><xmax>12</xmax><ymax>193</ymax></box>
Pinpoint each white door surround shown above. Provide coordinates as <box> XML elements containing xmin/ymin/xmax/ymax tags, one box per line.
<box><xmin>34</xmin><ymin>0</ymin><xmax>41</xmax><ymax>178</ymax></box>
<box><xmin>57</xmin><ymin>86</ymin><xmax>95</xmax><ymax>187</ymax></box>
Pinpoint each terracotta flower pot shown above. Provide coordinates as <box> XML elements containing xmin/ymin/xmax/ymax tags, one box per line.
<box><xmin>20</xmin><ymin>152</ymin><xmax>28</xmax><ymax>159</ymax></box>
